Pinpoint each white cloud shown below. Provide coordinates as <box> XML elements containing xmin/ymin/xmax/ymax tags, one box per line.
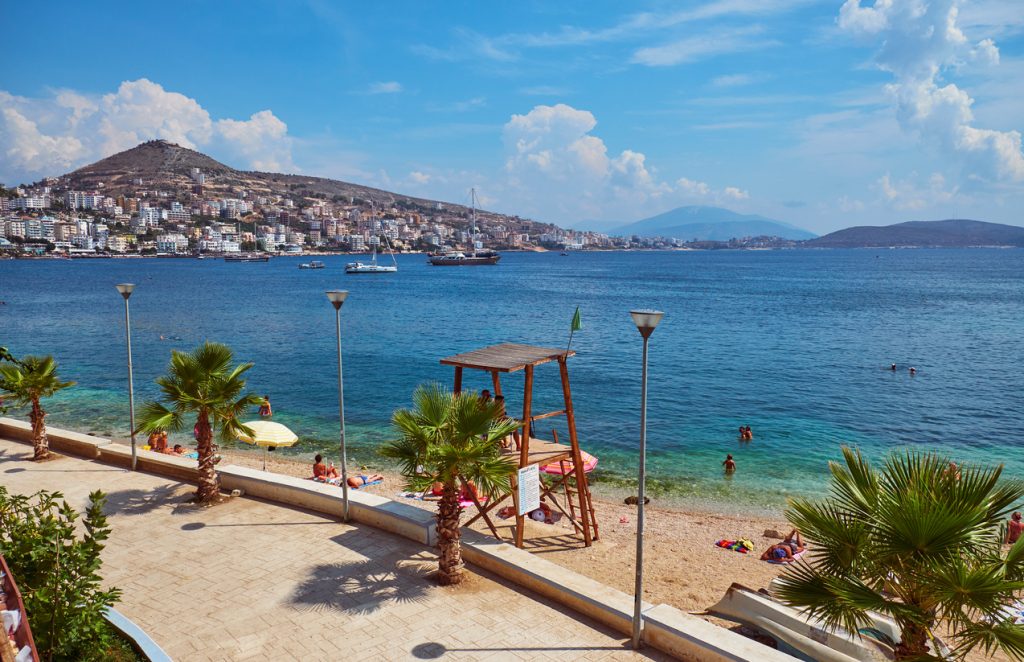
<box><xmin>0</xmin><ymin>79</ymin><xmax>297</xmax><ymax>184</ymax></box>
<box><xmin>631</xmin><ymin>26</ymin><xmax>776</xmax><ymax>67</ymax></box>
<box><xmin>711</xmin><ymin>74</ymin><xmax>758</xmax><ymax>88</ymax></box>
<box><xmin>409</xmin><ymin>171</ymin><xmax>431</xmax><ymax>184</ymax></box>
<box><xmin>501</xmin><ymin>103</ymin><xmax>750</xmax><ymax>221</ymax></box>
<box><xmin>877</xmin><ymin>172</ymin><xmax>957</xmax><ymax>210</ymax></box>
<box><xmin>216</xmin><ymin>110</ymin><xmax>296</xmax><ymax>172</ymax></box>
<box><xmin>367</xmin><ymin>81</ymin><xmax>402</xmax><ymax>94</ymax></box>
<box><xmin>838</xmin><ymin>0</ymin><xmax>1024</xmax><ymax>182</ymax></box>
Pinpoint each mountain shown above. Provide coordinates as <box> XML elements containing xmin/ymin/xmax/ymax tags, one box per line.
<box><xmin>62</xmin><ymin>140</ymin><xmax>553</xmax><ymax>232</ymax></box>
<box><xmin>805</xmin><ymin>219</ymin><xmax>1024</xmax><ymax>248</ymax></box>
<box><xmin>608</xmin><ymin>206</ymin><xmax>817</xmax><ymax>241</ymax></box>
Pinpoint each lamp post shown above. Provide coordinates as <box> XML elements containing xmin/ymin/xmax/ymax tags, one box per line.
<box><xmin>629</xmin><ymin>308</ymin><xmax>664</xmax><ymax>650</ymax></box>
<box><xmin>116</xmin><ymin>283</ymin><xmax>137</xmax><ymax>471</ymax></box>
<box><xmin>326</xmin><ymin>290</ymin><xmax>350</xmax><ymax>522</ymax></box>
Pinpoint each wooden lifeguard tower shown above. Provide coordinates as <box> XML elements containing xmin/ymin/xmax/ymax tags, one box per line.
<box><xmin>441</xmin><ymin>343</ymin><xmax>599</xmax><ymax>548</ymax></box>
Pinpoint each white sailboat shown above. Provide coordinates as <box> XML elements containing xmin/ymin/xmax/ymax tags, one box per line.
<box><xmin>346</xmin><ymin>209</ymin><xmax>398</xmax><ymax>274</ymax></box>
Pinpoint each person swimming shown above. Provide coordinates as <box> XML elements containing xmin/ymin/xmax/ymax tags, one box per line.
<box><xmin>909</xmin><ymin>367</ymin><xmax>917</xmax><ymax>375</ymax></box>
<box><xmin>890</xmin><ymin>363</ymin><xmax>897</xmax><ymax>371</ymax></box>
<box><xmin>722</xmin><ymin>454</ymin><xmax>736</xmax><ymax>474</ymax></box>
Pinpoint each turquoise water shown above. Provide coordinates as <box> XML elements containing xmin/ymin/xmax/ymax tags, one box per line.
<box><xmin>1</xmin><ymin>249</ymin><xmax>1021</xmax><ymax>514</ymax></box>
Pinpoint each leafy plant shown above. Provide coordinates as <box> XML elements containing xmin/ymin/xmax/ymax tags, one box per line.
<box><xmin>774</xmin><ymin>447</ymin><xmax>1024</xmax><ymax>660</ymax></box>
<box><xmin>136</xmin><ymin>341</ymin><xmax>261</xmax><ymax>502</ymax></box>
<box><xmin>0</xmin><ymin>487</ymin><xmax>123</xmax><ymax>662</ymax></box>
<box><xmin>0</xmin><ymin>354</ymin><xmax>76</xmax><ymax>460</ymax></box>
<box><xmin>382</xmin><ymin>384</ymin><xmax>520</xmax><ymax>585</ymax></box>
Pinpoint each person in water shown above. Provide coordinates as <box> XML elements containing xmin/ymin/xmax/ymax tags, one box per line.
<box><xmin>258</xmin><ymin>395</ymin><xmax>273</xmax><ymax>417</ymax></box>
<box><xmin>744</xmin><ymin>425</ymin><xmax>753</xmax><ymax>440</ymax></box>
<box><xmin>890</xmin><ymin>363</ymin><xmax>897</xmax><ymax>371</ymax></box>
<box><xmin>723</xmin><ymin>454</ymin><xmax>736</xmax><ymax>474</ymax></box>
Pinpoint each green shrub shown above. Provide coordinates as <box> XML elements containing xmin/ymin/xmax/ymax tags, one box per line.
<box><xmin>0</xmin><ymin>487</ymin><xmax>123</xmax><ymax>662</ymax></box>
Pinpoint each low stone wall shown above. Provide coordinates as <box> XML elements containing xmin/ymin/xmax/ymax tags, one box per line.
<box><xmin>0</xmin><ymin>418</ymin><xmax>794</xmax><ymax>661</ymax></box>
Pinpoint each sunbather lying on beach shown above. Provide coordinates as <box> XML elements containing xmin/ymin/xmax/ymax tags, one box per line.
<box><xmin>348</xmin><ymin>473</ymin><xmax>384</xmax><ymax>489</ymax></box>
<box><xmin>761</xmin><ymin>529</ymin><xmax>805</xmax><ymax>562</ymax></box>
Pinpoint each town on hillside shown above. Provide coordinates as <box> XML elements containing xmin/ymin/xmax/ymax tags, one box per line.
<box><xmin>0</xmin><ymin>141</ymin><xmax>800</xmax><ymax>257</ymax></box>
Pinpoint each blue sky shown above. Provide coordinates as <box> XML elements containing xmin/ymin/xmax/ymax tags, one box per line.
<box><xmin>1</xmin><ymin>0</ymin><xmax>1022</xmax><ymax>233</ymax></box>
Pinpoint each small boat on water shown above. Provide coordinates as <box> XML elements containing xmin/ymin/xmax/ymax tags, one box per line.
<box><xmin>428</xmin><ymin>188</ymin><xmax>499</xmax><ymax>266</ymax></box>
<box><xmin>224</xmin><ymin>253</ymin><xmax>269</xmax><ymax>263</ymax></box>
<box><xmin>347</xmin><ymin>208</ymin><xmax>398</xmax><ymax>274</ymax></box>
<box><xmin>299</xmin><ymin>260</ymin><xmax>325</xmax><ymax>270</ymax></box>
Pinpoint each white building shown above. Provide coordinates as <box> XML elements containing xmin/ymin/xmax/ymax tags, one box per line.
<box><xmin>156</xmin><ymin>233</ymin><xmax>189</xmax><ymax>253</ymax></box>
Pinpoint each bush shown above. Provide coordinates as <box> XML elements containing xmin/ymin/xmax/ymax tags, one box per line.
<box><xmin>0</xmin><ymin>487</ymin><xmax>123</xmax><ymax>662</ymax></box>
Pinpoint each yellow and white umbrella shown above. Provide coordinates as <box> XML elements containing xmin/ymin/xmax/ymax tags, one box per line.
<box><xmin>234</xmin><ymin>420</ymin><xmax>299</xmax><ymax>470</ymax></box>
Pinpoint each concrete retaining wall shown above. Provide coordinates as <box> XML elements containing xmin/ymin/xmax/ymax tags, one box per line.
<box><xmin>0</xmin><ymin>418</ymin><xmax>794</xmax><ymax>661</ymax></box>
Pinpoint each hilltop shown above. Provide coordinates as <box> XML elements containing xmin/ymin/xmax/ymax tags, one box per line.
<box><xmin>805</xmin><ymin>219</ymin><xmax>1024</xmax><ymax>248</ymax></box>
<box><xmin>64</xmin><ymin>140</ymin><xmax>552</xmax><ymax>233</ymax></box>
<box><xmin>608</xmin><ymin>205</ymin><xmax>816</xmax><ymax>241</ymax></box>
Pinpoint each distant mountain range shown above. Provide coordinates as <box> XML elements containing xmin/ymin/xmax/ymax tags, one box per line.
<box><xmin>603</xmin><ymin>206</ymin><xmax>817</xmax><ymax>241</ymax></box>
<box><xmin>806</xmin><ymin>219</ymin><xmax>1024</xmax><ymax>248</ymax></box>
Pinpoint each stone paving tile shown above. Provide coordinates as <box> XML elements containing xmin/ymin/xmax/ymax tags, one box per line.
<box><xmin>0</xmin><ymin>438</ymin><xmax>669</xmax><ymax>660</ymax></box>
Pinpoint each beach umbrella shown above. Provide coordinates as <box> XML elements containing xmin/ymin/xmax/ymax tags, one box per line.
<box><xmin>234</xmin><ymin>420</ymin><xmax>299</xmax><ymax>470</ymax></box>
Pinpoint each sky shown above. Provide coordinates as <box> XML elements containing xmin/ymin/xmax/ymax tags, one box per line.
<box><xmin>1</xmin><ymin>0</ymin><xmax>1023</xmax><ymax>234</ymax></box>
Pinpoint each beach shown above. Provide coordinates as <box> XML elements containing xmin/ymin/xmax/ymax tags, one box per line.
<box><xmin>217</xmin><ymin>447</ymin><xmax>792</xmax><ymax>616</ymax></box>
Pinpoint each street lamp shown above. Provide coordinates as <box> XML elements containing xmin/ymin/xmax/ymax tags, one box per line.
<box><xmin>326</xmin><ymin>290</ymin><xmax>350</xmax><ymax>522</ymax></box>
<box><xmin>629</xmin><ymin>308</ymin><xmax>664</xmax><ymax>650</ymax></box>
<box><xmin>116</xmin><ymin>283</ymin><xmax>137</xmax><ymax>471</ymax></box>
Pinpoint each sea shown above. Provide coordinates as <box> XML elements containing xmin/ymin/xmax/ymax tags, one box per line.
<box><xmin>1</xmin><ymin>249</ymin><xmax>1021</xmax><ymax>515</ymax></box>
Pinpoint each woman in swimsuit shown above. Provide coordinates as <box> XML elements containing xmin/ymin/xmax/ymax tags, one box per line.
<box><xmin>347</xmin><ymin>473</ymin><xmax>385</xmax><ymax>489</ymax></box>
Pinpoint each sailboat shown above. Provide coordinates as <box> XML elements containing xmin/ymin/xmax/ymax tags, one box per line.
<box><xmin>428</xmin><ymin>188</ymin><xmax>500</xmax><ymax>266</ymax></box>
<box><xmin>345</xmin><ymin>210</ymin><xmax>398</xmax><ymax>274</ymax></box>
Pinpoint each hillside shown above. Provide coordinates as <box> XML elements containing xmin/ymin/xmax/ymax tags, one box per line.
<box><xmin>805</xmin><ymin>219</ymin><xmax>1024</xmax><ymax>248</ymax></box>
<box><xmin>63</xmin><ymin>140</ymin><xmax>549</xmax><ymax>231</ymax></box>
<box><xmin>610</xmin><ymin>206</ymin><xmax>816</xmax><ymax>241</ymax></box>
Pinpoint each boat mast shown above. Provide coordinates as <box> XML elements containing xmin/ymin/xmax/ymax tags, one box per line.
<box><xmin>470</xmin><ymin>187</ymin><xmax>477</xmax><ymax>257</ymax></box>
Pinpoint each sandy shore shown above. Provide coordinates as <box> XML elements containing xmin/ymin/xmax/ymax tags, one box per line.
<box><xmin>216</xmin><ymin>447</ymin><xmax>793</xmax><ymax>616</ymax></box>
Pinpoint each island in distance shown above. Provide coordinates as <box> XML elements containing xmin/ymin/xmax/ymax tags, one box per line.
<box><xmin>806</xmin><ymin>219</ymin><xmax>1024</xmax><ymax>248</ymax></box>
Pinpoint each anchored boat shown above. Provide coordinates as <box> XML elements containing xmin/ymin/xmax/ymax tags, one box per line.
<box><xmin>428</xmin><ymin>188</ymin><xmax>500</xmax><ymax>266</ymax></box>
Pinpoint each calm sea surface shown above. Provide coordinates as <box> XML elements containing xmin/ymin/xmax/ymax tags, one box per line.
<box><xmin>1</xmin><ymin>249</ymin><xmax>1021</xmax><ymax>514</ymax></box>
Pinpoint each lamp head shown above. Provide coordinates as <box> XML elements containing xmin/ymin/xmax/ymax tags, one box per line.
<box><xmin>115</xmin><ymin>283</ymin><xmax>135</xmax><ymax>300</ymax></box>
<box><xmin>630</xmin><ymin>309</ymin><xmax>664</xmax><ymax>339</ymax></box>
<box><xmin>325</xmin><ymin>290</ymin><xmax>349</xmax><ymax>310</ymax></box>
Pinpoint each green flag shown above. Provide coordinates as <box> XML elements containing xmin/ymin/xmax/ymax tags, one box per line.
<box><xmin>571</xmin><ymin>306</ymin><xmax>582</xmax><ymax>332</ymax></box>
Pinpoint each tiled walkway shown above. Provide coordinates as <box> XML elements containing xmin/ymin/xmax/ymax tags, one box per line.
<box><xmin>0</xmin><ymin>438</ymin><xmax>666</xmax><ymax>660</ymax></box>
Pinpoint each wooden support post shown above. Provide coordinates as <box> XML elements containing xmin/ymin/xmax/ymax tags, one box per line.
<box><xmin>514</xmin><ymin>364</ymin><xmax>535</xmax><ymax>548</ymax></box>
<box><xmin>490</xmin><ymin>370</ymin><xmax>502</xmax><ymax>396</ymax></box>
<box><xmin>453</xmin><ymin>366</ymin><xmax>463</xmax><ymax>393</ymax></box>
<box><xmin>559</xmin><ymin>357</ymin><xmax>594</xmax><ymax>545</ymax></box>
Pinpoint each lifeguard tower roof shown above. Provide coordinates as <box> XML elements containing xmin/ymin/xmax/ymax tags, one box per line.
<box><xmin>440</xmin><ymin>343</ymin><xmax>575</xmax><ymax>373</ymax></box>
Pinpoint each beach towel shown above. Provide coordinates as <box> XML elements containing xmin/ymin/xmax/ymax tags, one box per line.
<box><xmin>765</xmin><ymin>549</ymin><xmax>806</xmax><ymax>564</ymax></box>
<box><xmin>716</xmin><ymin>539</ymin><xmax>754</xmax><ymax>554</ymax></box>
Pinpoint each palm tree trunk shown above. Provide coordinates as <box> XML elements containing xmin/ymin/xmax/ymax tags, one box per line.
<box><xmin>194</xmin><ymin>411</ymin><xmax>219</xmax><ymax>502</ymax></box>
<box><xmin>436</xmin><ymin>483</ymin><xmax>464</xmax><ymax>585</ymax></box>
<box><xmin>895</xmin><ymin>619</ymin><xmax>930</xmax><ymax>660</ymax></box>
<box><xmin>30</xmin><ymin>397</ymin><xmax>49</xmax><ymax>461</ymax></box>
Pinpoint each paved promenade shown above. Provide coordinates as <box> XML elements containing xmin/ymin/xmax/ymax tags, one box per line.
<box><xmin>0</xmin><ymin>438</ymin><xmax>666</xmax><ymax>660</ymax></box>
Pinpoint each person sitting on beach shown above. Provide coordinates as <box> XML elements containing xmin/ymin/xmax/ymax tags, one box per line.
<box><xmin>459</xmin><ymin>480</ymin><xmax>480</xmax><ymax>503</ymax></box>
<box><xmin>723</xmin><ymin>454</ymin><xmax>736</xmax><ymax>474</ymax></box>
<box><xmin>529</xmin><ymin>499</ymin><xmax>554</xmax><ymax>524</ymax></box>
<box><xmin>347</xmin><ymin>472</ymin><xmax>384</xmax><ymax>489</ymax></box>
<box><xmin>1008</xmin><ymin>512</ymin><xmax>1023</xmax><ymax>545</ymax></box>
<box><xmin>148</xmin><ymin>430</ymin><xmax>168</xmax><ymax>453</ymax></box>
<box><xmin>761</xmin><ymin>529</ymin><xmax>805</xmax><ymax>561</ymax></box>
<box><xmin>258</xmin><ymin>395</ymin><xmax>273</xmax><ymax>417</ymax></box>
<box><xmin>479</xmin><ymin>389</ymin><xmax>491</xmax><ymax>405</ymax></box>
<box><xmin>312</xmin><ymin>453</ymin><xmax>340</xmax><ymax>483</ymax></box>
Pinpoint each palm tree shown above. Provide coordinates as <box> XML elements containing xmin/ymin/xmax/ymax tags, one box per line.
<box><xmin>136</xmin><ymin>342</ymin><xmax>261</xmax><ymax>503</ymax></box>
<box><xmin>774</xmin><ymin>447</ymin><xmax>1024</xmax><ymax>661</ymax></box>
<box><xmin>382</xmin><ymin>384</ymin><xmax>520</xmax><ymax>585</ymax></box>
<box><xmin>0</xmin><ymin>355</ymin><xmax>75</xmax><ymax>460</ymax></box>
